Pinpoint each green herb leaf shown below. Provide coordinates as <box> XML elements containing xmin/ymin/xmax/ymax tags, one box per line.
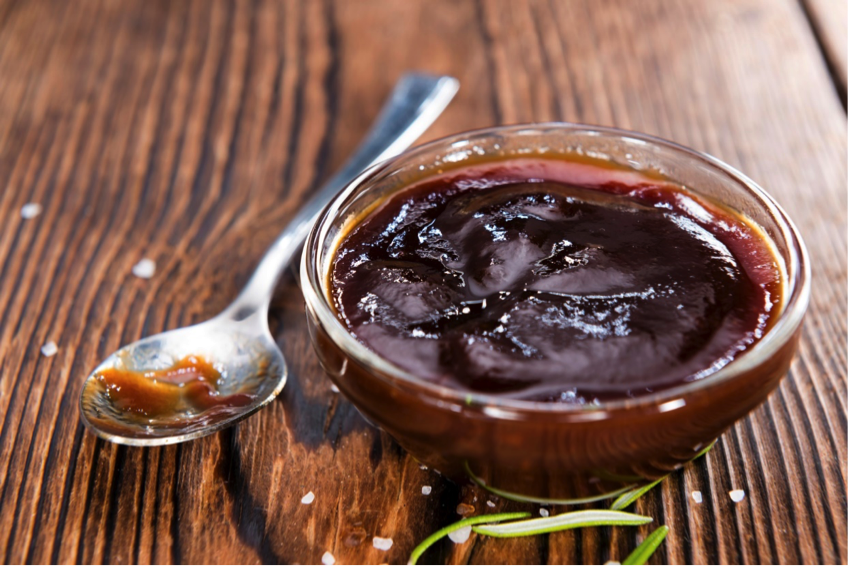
<box><xmin>471</xmin><ymin>509</ymin><xmax>652</xmax><ymax>538</ymax></box>
<box><xmin>610</xmin><ymin>476</ymin><xmax>667</xmax><ymax>511</ymax></box>
<box><xmin>463</xmin><ymin>461</ymin><xmax>636</xmax><ymax>505</ymax></box>
<box><xmin>607</xmin><ymin>439</ymin><xmax>716</xmax><ymax>511</ymax></box>
<box><xmin>407</xmin><ymin>512</ymin><xmax>530</xmax><ymax>565</ymax></box>
<box><xmin>694</xmin><ymin>439</ymin><xmax>717</xmax><ymax>460</ymax></box>
<box><xmin>622</xmin><ymin>525</ymin><xmax>670</xmax><ymax>565</ymax></box>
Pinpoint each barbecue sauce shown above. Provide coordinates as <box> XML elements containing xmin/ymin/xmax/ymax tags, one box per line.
<box><xmin>330</xmin><ymin>160</ymin><xmax>782</xmax><ymax>402</ymax></box>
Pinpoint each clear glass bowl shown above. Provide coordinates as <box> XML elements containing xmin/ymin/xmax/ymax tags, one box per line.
<box><xmin>300</xmin><ymin>123</ymin><xmax>809</xmax><ymax>502</ymax></box>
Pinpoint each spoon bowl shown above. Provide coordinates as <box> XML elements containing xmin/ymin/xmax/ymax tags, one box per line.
<box><xmin>79</xmin><ymin>73</ymin><xmax>459</xmax><ymax>445</ymax></box>
<box><xmin>80</xmin><ymin>311</ymin><xmax>285</xmax><ymax>445</ymax></box>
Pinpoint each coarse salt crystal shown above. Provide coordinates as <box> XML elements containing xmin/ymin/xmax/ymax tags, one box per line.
<box><xmin>486</xmin><ymin>500</ymin><xmax>496</xmax><ymax>508</ymax></box>
<box><xmin>539</xmin><ymin>508</ymin><xmax>550</xmax><ymax>517</ymax></box>
<box><xmin>419</xmin><ymin>464</ymin><xmax>427</xmax><ymax>470</ymax></box>
<box><xmin>729</xmin><ymin>489</ymin><xmax>745</xmax><ymax>502</ymax></box>
<box><xmin>421</xmin><ymin>486</ymin><xmax>432</xmax><ymax>495</ymax></box>
<box><xmin>448</xmin><ymin>526</ymin><xmax>472</xmax><ymax>544</ymax></box>
<box><xmin>692</xmin><ymin>491</ymin><xmax>703</xmax><ymax>503</ymax></box>
<box><xmin>132</xmin><ymin>258</ymin><xmax>156</xmax><ymax>279</ymax></box>
<box><xmin>41</xmin><ymin>341</ymin><xmax>58</xmax><ymax>357</ymax></box>
<box><xmin>321</xmin><ymin>551</ymin><xmax>335</xmax><ymax>565</ymax></box>
<box><xmin>21</xmin><ymin>203</ymin><xmax>42</xmax><ymax>219</ymax></box>
<box><xmin>301</xmin><ymin>491</ymin><xmax>315</xmax><ymax>504</ymax></box>
<box><xmin>372</xmin><ymin>536</ymin><xmax>393</xmax><ymax>551</ymax></box>
<box><xmin>330</xmin><ymin>383</ymin><xmax>340</xmax><ymax>393</ymax></box>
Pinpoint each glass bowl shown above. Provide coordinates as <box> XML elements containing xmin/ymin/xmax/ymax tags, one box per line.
<box><xmin>300</xmin><ymin>123</ymin><xmax>809</xmax><ymax>502</ymax></box>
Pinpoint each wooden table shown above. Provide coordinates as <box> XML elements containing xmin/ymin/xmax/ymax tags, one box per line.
<box><xmin>0</xmin><ymin>0</ymin><xmax>844</xmax><ymax>563</ymax></box>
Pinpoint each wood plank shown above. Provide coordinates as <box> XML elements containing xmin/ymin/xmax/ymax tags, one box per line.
<box><xmin>0</xmin><ymin>0</ymin><xmax>843</xmax><ymax>564</ymax></box>
<box><xmin>803</xmin><ymin>0</ymin><xmax>847</xmax><ymax>98</ymax></box>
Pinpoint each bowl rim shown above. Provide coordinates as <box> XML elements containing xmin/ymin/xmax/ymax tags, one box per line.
<box><xmin>300</xmin><ymin>122</ymin><xmax>810</xmax><ymax>421</ymax></box>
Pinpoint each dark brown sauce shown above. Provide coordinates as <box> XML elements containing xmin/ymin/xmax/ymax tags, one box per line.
<box><xmin>94</xmin><ymin>356</ymin><xmax>254</xmax><ymax>419</ymax></box>
<box><xmin>330</xmin><ymin>159</ymin><xmax>782</xmax><ymax>402</ymax></box>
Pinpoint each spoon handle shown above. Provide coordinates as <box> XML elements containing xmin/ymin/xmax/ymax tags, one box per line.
<box><xmin>222</xmin><ymin>74</ymin><xmax>459</xmax><ymax>320</ymax></box>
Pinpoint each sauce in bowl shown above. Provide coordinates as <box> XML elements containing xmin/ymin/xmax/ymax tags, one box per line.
<box><xmin>330</xmin><ymin>159</ymin><xmax>782</xmax><ymax>403</ymax></box>
<box><xmin>302</xmin><ymin>124</ymin><xmax>807</xmax><ymax>499</ymax></box>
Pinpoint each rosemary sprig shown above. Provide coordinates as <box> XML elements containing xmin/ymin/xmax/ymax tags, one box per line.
<box><xmin>622</xmin><ymin>525</ymin><xmax>670</xmax><ymax>565</ymax></box>
<box><xmin>408</xmin><ymin>442</ymin><xmax>715</xmax><ymax>562</ymax></box>
<box><xmin>695</xmin><ymin>439</ymin><xmax>717</xmax><ymax>460</ymax></box>
<box><xmin>610</xmin><ymin>476</ymin><xmax>667</xmax><ymax>511</ymax></box>
<box><xmin>471</xmin><ymin>509</ymin><xmax>652</xmax><ymax>538</ymax></box>
<box><xmin>407</xmin><ymin>512</ymin><xmax>530</xmax><ymax>565</ymax></box>
<box><xmin>463</xmin><ymin>461</ymin><xmax>636</xmax><ymax>505</ymax></box>
<box><xmin>610</xmin><ymin>440</ymin><xmax>717</xmax><ymax>511</ymax></box>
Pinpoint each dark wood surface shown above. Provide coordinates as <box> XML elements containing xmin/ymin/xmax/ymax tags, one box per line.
<box><xmin>0</xmin><ymin>0</ymin><xmax>845</xmax><ymax>564</ymax></box>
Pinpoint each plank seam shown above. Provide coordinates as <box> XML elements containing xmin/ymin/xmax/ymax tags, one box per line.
<box><xmin>797</xmin><ymin>0</ymin><xmax>847</xmax><ymax>111</ymax></box>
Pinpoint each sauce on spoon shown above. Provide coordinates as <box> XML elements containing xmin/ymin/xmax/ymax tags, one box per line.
<box><xmin>94</xmin><ymin>355</ymin><xmax>255</xmax><ymax>417</ymax></box>
<box><xmin>82</xmin><ymin>355</ymin><xmax>257</xmax><ymax>435</ymax></box>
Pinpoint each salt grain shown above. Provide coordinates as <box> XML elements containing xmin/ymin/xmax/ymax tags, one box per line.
<box><xmin>539</xmin><ymin>508</ymin><xmax>550</xmax><ymax>517</ymax></box>
<box><xmin>372</xmin><ymin>536</ymin><xmax>393</xmax><ymax>551</ymax></box>
<box><xmin>330</xmin><ymin>383</ymin><xmax>340</xmax><ymax>393</ymax></box>
<box><xmin>448</xmin><ymin>526</ymin><xmax>472</xmax><ymax>544</ymax></box>
<box><xmin>301</xmin><ymin>491</ymin><xmax>315</xmax><ymax>504</ymax></box>
<box><xmin>421</xmin><ymin>486</ymin><xmax>432</xmax><ymax>495</ymax></box>
<box><xmin>21</xmin><ymin>203</ymin><xmax>42</xmax><ymax>219</ymax></box>
<box><xmin>419</xmin><ymin>464</ymin><xmax>427</xmax><ymax>470</ymax></box>
<box><xmin>729</xmin><ymin>489</ymin><xmax>745</xmax><ymax>503</ymax></box>
<box><xmin>692</xmin><ymin>491</ymin><xmax>703</xmax><ymax>503</ymax></box>
<box><xmin>321</xmin><ymin>551</ymin><xmax>335</xmax><ymax>565</ymax></box>
<box><xmin>486</xmin><ymin>501</ymin><xmax>496</xmax><ymax>508</ymax></box>
<box><xmin>132</xmin><ymin>258</ymin><xmax>156</xmax><ymax>279</ymax></box>
<box><xmin>40</xmin><ymin>341</ymin><xmax>58</xmax><ymax>357</ymax></box>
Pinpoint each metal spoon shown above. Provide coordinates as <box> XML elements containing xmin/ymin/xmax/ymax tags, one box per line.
<box><xmin>80</xmin><ymin>74</ymin><xmax>459</xmax><ymax>446</ymax></box>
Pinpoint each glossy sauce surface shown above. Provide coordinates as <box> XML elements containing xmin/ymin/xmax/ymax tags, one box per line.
<box><xmin>330</xmin><ymin>160</ymin><xmax>782</xmax><ymax>402</ymax></box>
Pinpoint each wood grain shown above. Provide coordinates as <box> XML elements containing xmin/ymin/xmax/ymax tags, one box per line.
<box><xmin>0</xmin><ymin>0</ymin><xmax>844</xmax><ymax>564</ymax></box>
<box><xmin>802</xmin><ymin>0</ymin><xmax>847</xmax><ymax>101</ymax></box>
